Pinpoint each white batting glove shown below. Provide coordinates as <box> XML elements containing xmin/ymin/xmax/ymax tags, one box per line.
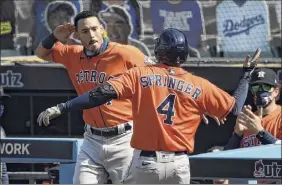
<box><xmin>37</xmin><ymin>106</ymin><xmax>62</xmax><ymax>127</ymax></box>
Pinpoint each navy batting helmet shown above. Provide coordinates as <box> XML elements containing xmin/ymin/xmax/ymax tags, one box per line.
<box><xmin>154</xmin><ymin>28</ymin><xmax>189</xmax><ymax>65</ymax></box>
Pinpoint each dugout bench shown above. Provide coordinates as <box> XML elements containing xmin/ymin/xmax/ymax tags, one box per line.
<box><xmin>1</xmin><ymin>138</ymin><xmax>281</xmax><ymax>184</ymax></box>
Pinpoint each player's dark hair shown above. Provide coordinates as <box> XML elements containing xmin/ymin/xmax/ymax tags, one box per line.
<box><xmin>74</xmin><ymin>11</ymin><xmax>99</xmax><ymax>30</ymax></box>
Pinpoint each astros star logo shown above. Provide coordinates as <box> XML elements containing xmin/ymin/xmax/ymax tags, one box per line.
<box><xmin>258</xmin><ymin>71</ymin><xmax>265</xmax><ymax>78</ymax></box>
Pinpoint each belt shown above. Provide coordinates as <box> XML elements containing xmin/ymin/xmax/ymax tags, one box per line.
<box><xmin>140</xmin><ymin>150</ymin><xmax>188</xmax><ymax>157</ymax></box>
<box><xmin>88</xmin><ymin>124</ymin><xmax>132</xmax><ymax>137</ymax></box>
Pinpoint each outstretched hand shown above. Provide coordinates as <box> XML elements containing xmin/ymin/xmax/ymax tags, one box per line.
<box><xmin>37</xmin><ymin>106</ymin><xmax>62</xmax><ymax>127</ymax></box>
<box><xmin>243</xmin><ymin>48</ymin><xmax>261</xmax><ymax>74</ymax></box>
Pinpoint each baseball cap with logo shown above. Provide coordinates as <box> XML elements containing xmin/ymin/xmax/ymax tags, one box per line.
<box><xmin>250</xmin><ymin>68</ymin><xmax>279</xmax><ymax>86</ymax></box>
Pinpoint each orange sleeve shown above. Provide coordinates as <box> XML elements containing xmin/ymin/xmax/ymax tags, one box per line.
<box><xmin>274</xmin><ymin>122</ymin><xmax>282</xmax><ymax>140</ymax></box>
<box><xmin>198</xmin><ymin>78</ymin><xmax>235</xmax><ymax>120</ymax></box>
<box><xmin>276</xmin><ymin>130</ymin><xmax>281</xmax><ymax>140</ymax></box>
<box><xmin>122</xmin><ymin>45</ymin><xmax>154</xmax><ymax>69</ymax></box>
<box><xmin>107</xmin><ymin>68</ymin><xmax>137</xmax><ymax>100</ymax></box>
<box><xmin>51</xmin><ymin>42</ymin><xmax>73</xmax><ymax>65</ymax></box>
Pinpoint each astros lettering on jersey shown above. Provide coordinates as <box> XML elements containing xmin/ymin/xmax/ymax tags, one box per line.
<box><xmin>241</xmin><ymin>105</ymin><xmax>282</xmax><ymax>148</ymax></box>
<box><xmin>52</xmin><ymin>42</ymin><xmax>147</xmax><ymax>128</ymax></box>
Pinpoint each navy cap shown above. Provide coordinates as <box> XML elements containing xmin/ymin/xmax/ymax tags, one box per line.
<box><xmin>250</xmin><ymin>68</ymin><xmax>279</xmax><ymax>86</ymax></box>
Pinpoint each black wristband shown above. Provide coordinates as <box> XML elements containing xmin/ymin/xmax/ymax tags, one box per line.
<box><xmin>57</xmin><ymin>103</ymin><xmax>67</xmax><ymax>114</ymax></box>
<box><xmin>42</xmin><ymin>33</ymin><xmax>58</xmax><ymax>49</ymax></box>
<box><xmin>256</xmin><ymin>130</ymin><xmax>278</xmax><ymax>144</ymax></box>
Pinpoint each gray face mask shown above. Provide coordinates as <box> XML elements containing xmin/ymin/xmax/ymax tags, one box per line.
<box><xmin>254</xmin><ymin>91</ymin><xmax>273</xmax><ymax>108</ymax></box>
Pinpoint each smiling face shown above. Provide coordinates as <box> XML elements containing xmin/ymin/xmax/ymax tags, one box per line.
<box><xmin>76</xmin><ymin>16</ymin><xmax>104</xmax><ymax>52</ymax></box>
<box><xmin>102</xmin><ymin>13</ymin><xmax>130</xmax><ymax>44</ymax></box>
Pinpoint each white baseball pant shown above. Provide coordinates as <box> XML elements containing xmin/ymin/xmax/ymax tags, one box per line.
<box><xmin>73</xmin><ymin>122</ymin><xmax>134</xmax><ymax>184</ymax></box>
<box><xmin>131</xmin><ymin>149</ymin><xmax>190</xmax><ymax>184</ymax></box>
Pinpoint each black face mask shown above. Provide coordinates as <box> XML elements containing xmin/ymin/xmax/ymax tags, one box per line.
<box><xmin>254</xmin><ymin>91</ymin><xmax>273</xmax><ymax>108</ymax></box>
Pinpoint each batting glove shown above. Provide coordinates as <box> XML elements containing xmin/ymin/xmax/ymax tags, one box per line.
<box><xmin>243</xmin><ymin>48</ymin><xmax>261</xmax><ymax>75</ymax></box>
<box><xmin>37</xmin><ymin>106</ymin><xmax>62</xmax><ymax>127</ymax></box>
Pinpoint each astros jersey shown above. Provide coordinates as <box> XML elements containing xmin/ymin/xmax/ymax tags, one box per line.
<box><xmin>108</xmin><ymin>64</ymin><xmax>235</xmax><ymax>153</ymax></box>
<box><xmin>52</xmin><ymin>42</ymin><xmax>148</xmax><ymax>128</ymax></box>
<box><xmin>241</xmin><ymin>105</ymin><xmax>282</xmax><ymax>148</ymax></box>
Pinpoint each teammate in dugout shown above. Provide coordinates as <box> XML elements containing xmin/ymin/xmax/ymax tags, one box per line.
<box><xmin>225</xmin><ymin>68</ymin><xmax>281</xmax><ymax>149</ymax></box>
<box><xmin>222</xmin><ymin>68</ymin><xmax>281</xmax><ymax>184</ymax></box>
<box><xmin>38</xmin><ymin>28</ymin><xmax>258</xmax><ymax>184</ymax></box>
<box><xmin>35</xmin><ymin>10</ymin><xmax>155</xmax><ymax>184</ymax></box>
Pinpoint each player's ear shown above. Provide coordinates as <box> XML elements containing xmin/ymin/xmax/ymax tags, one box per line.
<box><xmin>273</xmin><ymin>87</ymin><xmax>280</xmax><ymax>100</ymax></box>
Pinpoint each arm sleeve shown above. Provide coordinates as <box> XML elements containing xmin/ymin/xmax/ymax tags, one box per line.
<box><xmin>60</xmin><ymin>69</ymin><xmax>137</xmax><ymax>112</ymax></box>
<box><xmin>223</xmin><ymin>133</ymin><xmax>243</xmax><ymax>150</ymax></box>
<box><xmin>61</xmin><ymin>82</ymin><xmax>118</xmax><ymax>112</ymax></box>
<box><xmin>51</xmin><ymin>42</ymin><xmax>73</xmax><ymax>65</ymax></box>
<box><xmin>107</xmin><ymin>69</ymin><xmax>137</xmax><ymax>100</ymax></box>
<box><xmin>198</xmin><ymin>79</ymin><xmax>235</xmax><ymax>120</ymax></box>
<box><xmin>256</xmin><ymin>130</ymin><xmax>279</xmax><ymax>144</ymax></box>
<box><xmin>231</xmin><ymin>72</ymin><xmax>251</xmax><ymax>115</ymax></box>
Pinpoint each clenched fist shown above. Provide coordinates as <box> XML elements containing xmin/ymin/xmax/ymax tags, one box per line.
<box><xmin>37</xmin><ymin>106</ymin><xmax>62</xmax><ymax>127</ymax></box>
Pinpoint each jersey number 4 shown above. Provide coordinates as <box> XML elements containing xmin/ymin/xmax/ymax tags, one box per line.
<box><xmin>156</xmin><ymin>94</ymin><xmax>176</xmax><ymax>125</ymax></box>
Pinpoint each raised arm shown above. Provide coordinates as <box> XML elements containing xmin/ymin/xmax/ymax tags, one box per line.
<box><xmin>34</xmin><ymin>24</ymin><xmax>75</xmax><ymax>62</ymax></box>
<box><xmin>203</xmin><ymin>49</ymin><xmax>261</xmax><ymax>124</ymax></box>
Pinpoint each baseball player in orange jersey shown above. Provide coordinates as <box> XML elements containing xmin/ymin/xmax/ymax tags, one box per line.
<box><xmin>38</xmin><ymin>28</ymin><xmax>258</xmax><ymax>183</ymax></box>
<box><xmin>35</xmin><ymin>11</ymin><xmax>155</xmax><ymax>184</ymax></box>
<box><xmin>223</xmin><ymin>68</ymin><xmax>281</xmax><ymax>184</ymax></box>
<box><xmin>224</xmin><ymin>68</ymin><xmax>281</xmax><ymax>149</ymax></box>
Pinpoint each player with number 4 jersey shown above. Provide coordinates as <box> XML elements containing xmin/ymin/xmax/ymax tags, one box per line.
<box><xmin>38</xmin><ymin>28</ymin><xmax>258</xmax><ymax>183</ymax></box>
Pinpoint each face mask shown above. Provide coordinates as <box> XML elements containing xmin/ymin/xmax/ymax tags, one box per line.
<box><xmin>254</xmin><ymin>91</ymin><xmax>273</xmax><ymax>108</ymax></box>
<box><xmin>0</xmin><ymin>104</ymin><xmax>4</xmax><ymax>118</ymax></box>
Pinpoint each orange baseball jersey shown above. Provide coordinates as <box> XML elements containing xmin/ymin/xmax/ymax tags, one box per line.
<box><xmin>240</xmin><ymin>105</ymin><xmax>282</xmax><ymax>148</ymax></box>
<box><xmin>107</xmin><ymin>63</ymin><xmax>235</xmax><ymax>153</ymax></box>
<box><xmin>51</xmin><ymin>42</ymin><xmax>149</xmax><ymax>128</ymax></box>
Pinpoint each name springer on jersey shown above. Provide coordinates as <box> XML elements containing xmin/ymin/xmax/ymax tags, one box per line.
<box><xmin>140</xmin><ymin>74</ymin><xmax>202</xmax><ymax>100</ymax></box>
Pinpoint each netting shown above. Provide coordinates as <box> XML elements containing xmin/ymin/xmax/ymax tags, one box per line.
<box><xmin>1</xmin><ymin>0</ymin><xmax>281</xmax><ymax>59</ymax></box>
